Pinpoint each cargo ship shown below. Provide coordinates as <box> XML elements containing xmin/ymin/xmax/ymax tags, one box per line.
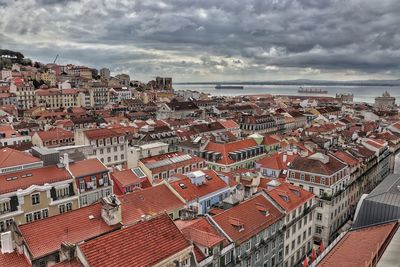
<box><xmin>215</xmin><ymin>84</ymin><xmax>244</xmax><ymax>90</ymax></box>
<box><xmin>298</xmin><ymin>87</ymin><xmax>328</xmax><ymax>94</ymax></box>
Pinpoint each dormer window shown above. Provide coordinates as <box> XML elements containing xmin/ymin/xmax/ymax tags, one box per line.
<box><xmin>256</xmin><ymin>203</ymin><xmax>270</xmax><ymax>216</ymax></box>
<box><xmin>279</xmin><ymin>194</ymin><xmax>289</xmax><ymax>202</ymax></box>
<box><xmin>229</xmin><ymin>217</ymin><xmax>244</xmax><ymax>232</ymax></box>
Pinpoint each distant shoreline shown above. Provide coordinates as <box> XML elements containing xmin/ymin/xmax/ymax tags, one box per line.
<box><xmin>175</xmin><ymin>81</ymin><xmax>399</xmax><ymax>86</ymax></box>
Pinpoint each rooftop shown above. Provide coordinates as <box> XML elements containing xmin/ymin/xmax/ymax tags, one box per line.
<box><xmin>18</xmin><ymin>203</ymin><xmax>120</xmax><ymax>260</ymax></box>
<box><xmin>79</xmin><ymin>214</ymin><xmax>191</xmax><ymax>267</ymax></box>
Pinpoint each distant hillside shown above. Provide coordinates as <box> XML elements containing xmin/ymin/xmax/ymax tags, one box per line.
<box><xmin>0</xmin><ymin>49</ymin><xmax>32</xmax><ymax>69</ymax></box>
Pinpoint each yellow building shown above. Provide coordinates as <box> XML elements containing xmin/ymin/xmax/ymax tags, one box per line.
<box><xmin>0</xmin><ymin>164</ymin><xmax>79</xmax><ymax>231</ymax></box>
<box><xmin>41</xmin><ymin>71</ymin><xmax>57</xmax><ymax>87</ymax></box>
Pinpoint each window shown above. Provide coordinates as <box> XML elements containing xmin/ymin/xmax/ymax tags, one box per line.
<box><xmin>114</xmin><ymin>146</ymin><xmax>117</xmax><ymax>152</ymax></box>
<box><xmin>81</xmin><ymin>196</ymin><xmax>88</xmax><ymax>206</ymax></box>
<box><xmin>320</xmin><ymin>177</ymin><xmax>325</xmax><ymax>184</ymax></box>
<box><xmin>246</xmin><ymin>258</ymin><xmax>252</xmax><ymax>267</ymax></box>
<box><xmin>181</xmin><ymin>258</ymin><xmax>190</xmax><ymax>267</ymax></box>
<box><xmin>42</xmin><ymin>209</ymin><xmax>48</xmax><ymax>218</ymax></box>
<box><xmin>107</xmin><ymin>156</ymin><xmax>111</xmax><ymax>162</ymax></box>
<box><xmin>32</xmin><ymin>193</ymin><xmax>40</xmax><ymax>205</ymax></box>
<box><xmin>121</xmin><ymin>154</ymin><xmax>124</xmax><ymax>160</ymax></box>
<box><xmin>285</xmin><ymin>245</ymin><xmax>289</xmax><ymax>255</ymax></box>
<box><xmin>309</xmin><ymin>186</ymin><xmax>314</xmax><ymax>193</ymax></box>
<box><xmin>317</xmin><ymin>213</ymin><xmax>323</xmax><ymax>221</ymax></box>
<box><xmin>245</xmin><ymin>240</ymin><xmax>251</xmax><ymax>251</ymax></box>
<box><xmin>225</xmin><ymin>251</ymin><xmax>232</xmax><ymax>264</ymax></box>
<box><xmin>107</xmin><ymin>147</ymin><xmax>111</xmax><ymax>153</ymax></box>
<box><xmin>120</xmin><ymin>145</ymin><xmax>124</xmax><ymax>151</ymax></box>
<box><xmin>311</xmin><ymin>175</ymin><xmax>315</xmax><ymax>183</ymax></box>
<box><xmin>297</xmin><ymin>235</ymin><xmax>301</xmax><ymax>245</ymax></box>
<box><xmin>316</xmin><ymin>226</ymin><xmax>322</xmax><ymax>234</ymax></box>
<box><xmin>256</xmin><ymin>251</ymin><xmax>260</xmax><ymax>262</ymax></box>
<box><xmin>303</xmin><ymin>231</ymin><xmax>307</xmax><ymax>240</ymax></box>
<box><xmin>59</xmin><ymin>204</ymin><xmax>66</xmax><ymax>214</ymax></box>
<box><xmin>114</xmin><ymin>155</ymin><xmax>118</xmax><ymax>161</ymax></box>
<box><xmin>0</xmin><ymin>201</ymin><xmax>10</xmax><ymax>213</ymax></box>
<box><xmin>79</xmin><ymin>180</ymin><xmax>85</xmax><ymax>191</ymax></box>
<box><xmin>300</xmin><ymin>174</ymin><xmax>305</xmax><ymax>180</ymax></box>
<box><xmin>264</xmin><ymin>243</ymin><xmax>269</xmax><ymax>255</ymax></box>
<box><xmin>33</xmin><ymin>211</ymin><xmax>42</xmax><ymax>220</ymax></box>
<box><xmin>26</xmin><ymin>213</ymin><xmax>33</xmax><ymax>223</ymax></box>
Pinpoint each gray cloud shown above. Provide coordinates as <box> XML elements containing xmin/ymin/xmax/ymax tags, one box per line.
<box><xmin>1</xmin><ymin>0</ymin><xmax>400</xmax><ymax>81</ymax></box>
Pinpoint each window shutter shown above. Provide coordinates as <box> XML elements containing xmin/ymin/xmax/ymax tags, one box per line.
<box><xmin>69</xmin><ymin>182</ymin><xmax>75</xmax><ymax>196</ymax></box>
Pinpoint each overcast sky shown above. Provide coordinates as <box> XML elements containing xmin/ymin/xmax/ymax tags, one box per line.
<box><xmin>1</xmin><ymin>0</ymin><xmax>400</xmax><ymax>82</ymax></box>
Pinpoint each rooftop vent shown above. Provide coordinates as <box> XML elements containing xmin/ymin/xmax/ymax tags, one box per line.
<box><xmin>88</xmin><ymin>215</ymin><xmax>95</xmax><ymax>220</ymax></box>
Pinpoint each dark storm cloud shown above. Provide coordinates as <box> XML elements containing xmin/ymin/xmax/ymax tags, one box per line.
<box><xmin>1</xmin><ymin>0</ymin><xmax>400</xmax><ymax>81</ymax></box>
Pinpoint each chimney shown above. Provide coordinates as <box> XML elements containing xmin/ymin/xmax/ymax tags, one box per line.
<box><xmin>1</xmin><ymin>232</ymin><xmax>14</xmax><ymax>254</ymax></box>
<box><xmin>63</xmin><ymin>153</ymin><xmax>69</xmax><ymax>170</ymax></box>
<box><xmin>283</xmin><ymin>154</ymin><xmax>287</xmax><ymax>163</ymax></box>
<box><xmin>101</xmin><ymin>195</ymin><xmax>122</xmax><ymax>226</ymax></box>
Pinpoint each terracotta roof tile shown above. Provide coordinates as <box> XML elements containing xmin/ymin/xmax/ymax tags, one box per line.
<box><xmin>35</xmin><ymin>128</ymin><xmax>74</xmax><ymax>141</ymax></box>
<box><xmin>318</xmin><ymin>222</ymin><xmax>398</xmax><ymax>267</ymax></box>
<box><xmin>68</xmin><ymin>158</ymin><xmax>108</xmax><ymax>177</ymax></box>
<box><xmin>262</xmin><ymin>180</ymin><xmax>314</xmax><ymax>212</ymax></box>
<box><xmin>110</xmin><ymin>169</ymin><xmax>141</xmax><ymax>187</ymax></box>
<box><xmin>118</xmin><ymin>183</ymin><xmax>185</xmax><ymax>225</ymax></box>
<box><xmin>79</xmin><ymin>214</ymin><xmax>191</xmax><ymax>267</ymax></box>
<box><xmin>19</xmin><ymin>203</ymin><xmax>120</xmax><ymax>260</ymax></box>
<box><xmin>0</xmin><ymin>165</ymin><xmax>70</xmax><ymax>194</ymax></box>
<box><xmin>0</xmin><ymin>148</ymin><xmax>41</xmax><ymax>169</ymax></box>
<box><xmin>169</xmin><ymin>170</ymin><xmax>229</xmax><ymax>202</ymax></box>
<box><xmin>204</xmin><ymin>139</ymin><xmax>259</xmax><ymax>165</ymax></box>
<box><xmin>0</xmin><ymin>251</ymin><xmax>30</xmax><ymax>267</ymax></box>
<box><xmin>213</xmin><ymin>194</ymin><xmax>283</xmax><ymax>244</ymax></box>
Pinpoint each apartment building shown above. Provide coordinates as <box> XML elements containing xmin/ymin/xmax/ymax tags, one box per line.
<box><xmin>239</xmin><ymin>114</ymin><xmax>277</xmax><ymax>135</ymax></box>
<box><xmin>169</xmin><ymin>170</ymin><xmax>233</xmax><ymax>214</ymax></box>
<box><xmin>9</xmin><ymin>78</ymin><xmax>35</xmax><ymax>110</ymax></box>
<box><xmin>31</xmin><ymin>128</ymin><xmax>74</xmax><ymax>148</ymax></box>
<box><xmin>287</xmin><ymin>152</ymin><xmax>350</xmax><ymax>245</ymax></box>
<box><xmin>212</xmin><ymin>194</ymin><xmax>285</xmax><ymax>267</ymax></box>
<box><xmin>74</xmin><ymin>128</ymin><xmax>127</xmax><ymax>167</ymax></box>
<box><xmin>139</xmin><ymin>151</ymin><xmax>206</xmax><ymax>184</ymax></box>
<box><xmin>262</xmin><ymin>179</ymin><xmax>316</xmax><ymax>267</ymax></box>
<box><xmin>67</xmin><ymin>158</ymin><xmax>112</xmax><ymax>207</ymax></box>
<box><xmin>0</xmin><ymin>163</ymin><xmax>78</xmax><ymax>231</ymax></box>
<box><xmin>202</xmin><ymin>138</ymin><xmax>266</xmax><ymax>172</ymax></box>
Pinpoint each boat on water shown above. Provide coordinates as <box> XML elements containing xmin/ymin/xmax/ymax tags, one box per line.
<box><xmin>215</xmin><ymin>84</ymin><xmax>244</xmax><ymax>90</ymax></box>
<box><xmin>298</xmin><ymin>87</ymin><xmax>328</xmax><ymax>94</ymax></box>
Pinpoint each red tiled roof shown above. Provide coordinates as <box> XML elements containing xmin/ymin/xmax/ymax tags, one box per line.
<box><xmin>318</xmin><ymin>222</ymin><xmax>398</xmax><ymax>267</ymax></box>
<box><xmin>111</xmin><ymin>169</ymin><xmax>141</xmax><ymax>187</ymax></box>
<box><xmin>0</xmin><ymin>251</ymin><xmax>30</xmax><ymax>267</ymax></box>
<box><xmin>218</xmin><ymin>119</ymin><xmax>239</xmax><ymax>129</ymax></box>
<box><xmin>83</xmin><ymin>128</ymin><xmax>125</xmax><ymax>140</ymax></box>
<box><xmin>290</xmin><ymin>154</ymin><xmax>347</xmax><ymax>175</ymax></box>
<box><xmin>334</xmin><ymin>151</ymin><xmax>359</xmax><ymax>166</ymax></box>
<box><xmin>205</xmin><ymin>139</ymin><xmax>259</xmax><ymax>165</ymax></box>
<box><xmin>35</xmin><ymin>128</ymin><xmax>73</xmax><ymax>141</ymax></box>
<box><xmin>79</xmin><ymin>214</ymin><xmax>191</xmax><ymax>267</ymax></box>
<box><xmin>257</xmin><ymin>152</ymin><xmax>298</xmax><ymax>171</ymax></box>
<box><xmin>118</xmin><ymin>183</ymin><xmax>184</xmax><ymax>225</ymax></box>
<box><xmin>263</xmin><ymin>181</ymin><xmax>314</xmax><ymax>212</ymax></box>
<box><xmin>213</xmin><ymin>194</ymin><xmax>283</xmax><ymax>244</ymax></box>
<box><xmin>0</xmin><ymin>148</ymin><xmax>41</xmax><ymax>169</ymax></box>
<box><xmin>169</xmin><ymin>170</ymin><xmax>229</xmax><ymax>201</ymax></box>
<box><xmin>179</xmin><ymin>217</ymin><xmax>226</xmax><ymax>248</ymax></box>
<box><xmin>19</xmin><ymin>203</ymin><xmax>120</xmax><ymax>260</ymax></box>
<box><xmin>0</xmin><ymin>125</ymin><xmax>20</xmax><ymax>138</ymax></box>
<box><xmin>0</xmin><ymin>165</ymin><xmax>70</xmax><ymax>195</ymax></box>
<box><xmin>68</xmin><ymin>158</ymin><xmax>108</xmax><ymax>177</ymax></box>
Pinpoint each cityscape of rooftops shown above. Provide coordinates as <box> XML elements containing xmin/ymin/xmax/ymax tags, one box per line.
<box><xmin>0</xmin><ymin>1</ymin><xmax>399</xmax><ymax>267</ymax></box>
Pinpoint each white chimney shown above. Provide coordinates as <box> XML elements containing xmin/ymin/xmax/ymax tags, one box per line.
<box><xmin>63</xmin><ymin>153</ymin><xmax>69</xmax><ymax>170</ymax></box>
<box><xmin>283</xmin><ymin>154</ymin><xmax>287</xmax><ymax>163</ymax></box>
<box><xmin>1</xmin><ymin>232</ymin><xmax>14</xmax><ymax>254</ymax></box>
